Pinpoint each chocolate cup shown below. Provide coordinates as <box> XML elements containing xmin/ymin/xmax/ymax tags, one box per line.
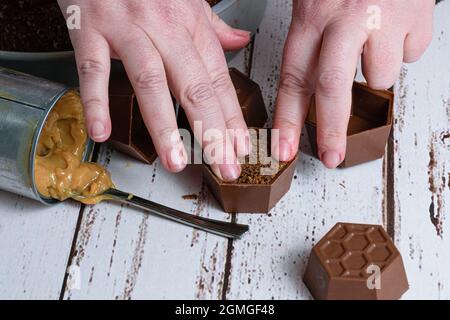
<box><xmin>108</xmin><ymin>73</ymin><xmax>158</xmax><ymax>165</ymax></box>
<box><xmin>305</xmin><ymin>82</ymin><xmax>394</xmax><ymax>167</ymax></box>
<box><xmin>229</xmin><ymin>68</ymin><xmax>269</xmax><ymax>127</ymax></box>
<box><xmin>203</xmin><ymin>157</ymin><xmax>297</xmax><ymax>214</ymax></box>
<box><xmin>177</xmin><ymin>68</ymin><xmax>268</xmax><ymax>130</ymax></box>
<box><xmin>303</xmin><ymin>223</ymin><xmax>409</xmax><ymax>300</ymax></box>
<box><xmin>202</xmin><ymin>128</ymin><xmax>298</xmax><ymax>213</ymax></box>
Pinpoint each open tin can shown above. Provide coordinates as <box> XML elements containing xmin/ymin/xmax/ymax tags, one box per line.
<box><xmin>0</xmin><ymin>67</ymin><xmax>94</xmax><ymax>204</ymax></box>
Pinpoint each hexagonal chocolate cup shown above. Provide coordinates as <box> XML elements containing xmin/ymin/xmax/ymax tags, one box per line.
<box><xmin>305</xmin><ymin>82</ymin><xmax>394</xmax><ymax>167</ymax></box>
<box><xmin>108</xmin><ymin>72</ymin><xmax>159</xmax><ymax>164</ymax></box>
<box><xmin>203</xmin><ymin>129</ymin><xmax>298</xmax><ymax>214</ymax></box>
<box><xmin>229</xmin><ymin>68</ymin><xmax>269</xmax><ymax>127</ymax></box>
<box><xmin>177</xmin><ymin>68</ymin><xmax>268</xmax><ymax>130</ymax></box>
<box><xmin>303</xmin><ymin>222</ymin><xmax>409</xmax><ymax>300</ymax></box>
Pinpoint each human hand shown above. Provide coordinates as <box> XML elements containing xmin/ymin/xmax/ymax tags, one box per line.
<box><xmin>273</xmin><ymin>0</ymin><xmax>435</xmax><ymax>168</ymax></box>
<box><xmin>58</xmin><ymin>0</ymin><xmax>252</xmax><ymax>181</ymax></box>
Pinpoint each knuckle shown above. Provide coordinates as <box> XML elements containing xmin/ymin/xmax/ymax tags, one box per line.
<box><xmin>211</xmin><ymin>71</ymin><xmax>233</xmax><ymax>93</ymax></box>
<box><xmin>317</xmin><ymin>69</ymin><xmax>349</xmax><ymax>97</ymax></box>
<box><xmin>339</xmin><ymin>0</ymin><xmax>365</xmax><ymax>13</ymax></box>
<box><xmin>122</xmin><ymin>1</ymin><xmax>158</xmax><ymax>23</ymax></box>
<box><xmin>273</xmin><ymin>114</ymin><xmax>299</xmax><ymax>131</ymax></box>
<box><xmin>225</xmin><ymin>114</ymin><xmax>245</xmax><ymax>129</ymax></box>
<box><xmin>153</xmin><ymin>2</ymin><xmax>183</xmax><ymax>29</ymax></box>
<box><xmin>82</xmin><ymin>97</ymin><xmax>105</xmax><ymax>112</ymax></box>
<box><xmin>279</xmin><ymin>66</ymin><xmax>312</xmax><ymax>96</ymax></box>
<box><xmin>78</xmin><ymin>59</ymin><xmax>107</xmax><ymax>78</ymax></box>
<box><xmin>122</xmin><ymin>0</ymin><xmax>143</xmax><ymax>16</ymax></box>
<box><xmin>134</xmin><ymin>69</ymin><xmax>166</xmax><ymax>92</ymax></box>
<box><xmin>184</xmin><ymin>82</ymin><xmax>215</xmax><ymax>107</ymax></box>
<box><xmin>294</xmin><ymin>1</ymin><xmax>318</xmax><ymax>23</ymax></box>
<box><xmin>155</xmin><ymin>125</ymin><xmax>177</xmax><ymax>142</ymax></box>
<box><xmin>317</xmin><ymin>127</ymin><xmax>346</xmax><ymax>145</ymax></box>
<box><xmin>292</xmin><ymin>0</ymin><xmax>326</xmax><ymax>35</ymax></box>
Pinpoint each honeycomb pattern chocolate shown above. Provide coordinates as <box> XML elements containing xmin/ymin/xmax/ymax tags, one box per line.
<box><xmin>303</xmin><ymin>223</ymin><xmax>409</xmax><ymax>300</ymax></box>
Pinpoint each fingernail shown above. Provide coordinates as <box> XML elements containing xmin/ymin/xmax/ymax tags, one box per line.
<box><xmin>321</xmin><ymin>151</ymin><xmax>342</xmax><ymax>168</ymax></box>
<box><xmin>233</xmin><ymin>29</ymin><xmax>251</xmax><ymax>38</ymax></box>
<box><xmin>169</xmin><ymin>148</ymin><xmax>187</xmax><ymax>172</ymax></box>
<box><xmin>90</xmin><ymin>121</ymin><xmax>106</xmax><ymax>141</ymax></box>
<box><xmin>279</xmin><ymin>140</ymin><xmax>292</xmax><ymax>162</ymax></box>
<box><xmin>219</xmin><ymin>164</ymin><xmax>241</xmax><ymax>182</ymax></box>
<box><xmin>272</xmin><ymin>139</ymin><xmax>291</xmax><ymax>162</ymax></box>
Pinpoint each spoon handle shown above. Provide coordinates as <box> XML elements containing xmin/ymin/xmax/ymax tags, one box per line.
<box><xmin>104</xmin><ymin>189</ymin><xmax>249</xmax><ymax>239</ymax></box>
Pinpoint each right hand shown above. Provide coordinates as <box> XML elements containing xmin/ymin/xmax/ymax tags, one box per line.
<box><xmin>58</xmin><ymin>0</ymin><xmax>252</xmax><ymax>181</ymax></box>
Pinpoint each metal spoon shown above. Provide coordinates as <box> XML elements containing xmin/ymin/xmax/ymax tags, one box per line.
<box><xmin>92</xmin><ymin>189</ymin><xmax>249</xmax><ymax>239</ymax></box>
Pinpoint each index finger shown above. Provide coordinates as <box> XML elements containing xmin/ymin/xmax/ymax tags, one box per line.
<box><xmin>315</xmin><ymin>24</ymin><xmax>368</xmax><ymax>168</ymax></box>
<box><xmin>152</xmin><ymin>32</ymin><xmax>241</xmax><ymax>181</ymax></box>
<box><xmin>272</xmin><ymin>21</ymin><xmax>322</xmax><ymax>162</ymax></box>
<box><xmin>70</xmin><ymin>31</ymin><xmax>112</xmax><ymax>142</ymax></box>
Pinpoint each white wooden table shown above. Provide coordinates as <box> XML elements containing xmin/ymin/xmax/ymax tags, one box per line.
<box><xmin>0</xmin><ymin>0</ymin><xmax>449</xmax><ymax>300</ymax></box>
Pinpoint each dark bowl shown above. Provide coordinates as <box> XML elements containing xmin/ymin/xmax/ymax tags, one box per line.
<box><xmin>0</xmin><ymin>0</ymin><xmax>267</xmax><ymax>86</ymax></box>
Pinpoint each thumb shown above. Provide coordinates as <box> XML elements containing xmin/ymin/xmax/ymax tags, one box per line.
<box><xmin>203</xmin><ymin>2</ymin><xmax>251</xmax><ymax>51</ymax></box>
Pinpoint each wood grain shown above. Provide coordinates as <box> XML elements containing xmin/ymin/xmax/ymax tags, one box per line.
<box><xmin>0</xmin><ymin>0</ymin><xmax>448</xmax><ymax>300</ymax></box>
<box><xmin>223</xmin><ymin>0</ymin><xmax>384</xmax><ymax>299</ymax></box>
<box><xmin>391</xmin><ymin>0</ymin><xmax>450</xmax><ymax>299</ymax></box>
<box><xmin>0</xmin><ymin>194</ymin><xmax>80</xmax><ymax>299</ymax></box>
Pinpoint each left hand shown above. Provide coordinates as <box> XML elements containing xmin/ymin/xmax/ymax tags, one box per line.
<box><xmin>272</xmin><ymin>0</ymin><xmax>435</xmax><ymax>168</ymax></box>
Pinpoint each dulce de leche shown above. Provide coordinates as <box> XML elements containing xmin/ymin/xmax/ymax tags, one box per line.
<box><xmin>34</xmin><ymin>90</ymin><xmax>113</xmax><ymax>204</ymax></box>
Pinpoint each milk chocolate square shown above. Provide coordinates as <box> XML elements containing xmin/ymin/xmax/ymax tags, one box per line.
<box><xmin>306</xmin><ymin>82</ymin><xmax>394</xmax><ymax>167</ymax></box>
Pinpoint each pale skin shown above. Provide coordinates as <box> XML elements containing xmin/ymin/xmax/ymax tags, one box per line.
<box><xmin>58</xmin><ymin>0</ymin><xmax>435</xmax><ymax>179</ymax></box>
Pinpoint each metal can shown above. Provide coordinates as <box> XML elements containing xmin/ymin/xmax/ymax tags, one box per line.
<box><xmin>0</xmin><ymin>67</ymin><xmax>94</xmax><ymax>204</ymax></box>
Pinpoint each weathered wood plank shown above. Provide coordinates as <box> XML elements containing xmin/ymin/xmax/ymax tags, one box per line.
<box><xmin>1</xmin><ymin>0</ymin><xmax>449</xmax><ymax>301</ymax></box>
<box><xmin>224</xmin><ymin>0</ymin><xmax>385</xmax><ymax>299</ymax></box>
<box><xmin>62</xmin><ymin>50</ymin><xmax>250</xmax><ymax>299</ymax></box>
<box><xmin>0</xmin><ymin>193</ymin><xmax>80</xmax><ymax>299</ymax></box>
<box><xmin>392</xmin><ymin>0</ymin><xmax>450</xmax><ymax>300</ymax></box>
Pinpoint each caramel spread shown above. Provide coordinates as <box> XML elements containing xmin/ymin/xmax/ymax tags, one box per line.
<box><xmin>34</xmin><ymin>91</ymin><xmax>113</xmax><ymax>204</ymax></box>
